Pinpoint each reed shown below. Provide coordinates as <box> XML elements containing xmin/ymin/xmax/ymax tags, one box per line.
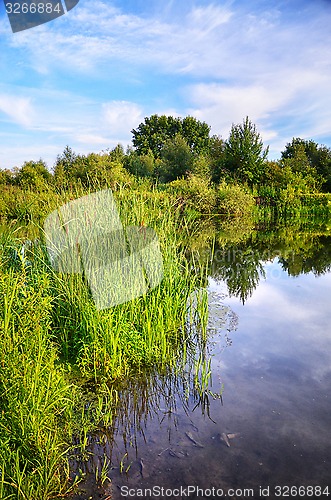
<box><xmin>0</xmin><ymin>263</ymin><xmax>77</xmax><ymax>499</ymax></box>
<box><xmin>0</xmin><ymin>185</ymin><xmax>210</xmax><ymax>498</ymax></box>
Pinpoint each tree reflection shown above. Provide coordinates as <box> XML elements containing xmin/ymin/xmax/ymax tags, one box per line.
<box><xmin>207</xmin><ymin>220</ymin><xmax>331</xmax><ymax>302</ymax></box>
<box><xmin>211</xmin><ymin>245</ymin><xmax>265</xmax><ymax>303</ymax></box>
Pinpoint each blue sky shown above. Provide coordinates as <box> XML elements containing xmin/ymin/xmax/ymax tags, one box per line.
<box><xmin>0</xmin><ymin>0</ymin><xmax>331</xmax><ymax>170</ymax></box>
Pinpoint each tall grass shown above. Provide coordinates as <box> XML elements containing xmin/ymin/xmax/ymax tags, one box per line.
<box><xmin>0</xmin><ymin>185</ymin><xmax>211</xmax><ymax>498</ymax></box>
<box><xmin>0</xmin><ymin>248</ymin><xmax>76</xmax><ymax>499</ymax></box>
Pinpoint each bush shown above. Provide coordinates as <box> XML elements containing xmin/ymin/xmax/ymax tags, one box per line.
<box><xmin>0</xmin><ymin>185</ymin><xmax>60</xmax><ymax>222</ymax></box>
<box><xmin>217</xmin><ymin>182</ymin><xmax>255</xmax><ymax>216</ymax></box>
<box><xmin>167</xmin><ymin>174</ymin><xmax>217</xmax><ymax>214</ymax></box>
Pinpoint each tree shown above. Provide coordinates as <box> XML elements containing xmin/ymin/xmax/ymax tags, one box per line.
<box><xmin>16</xmin><ymin>160</ymin><xmax>52</xmax><ymax>189</ymax></box>
<box><xmin>124</xmin><ymin>148</ymin><xmax>155</xmax><ymax>177</ymax></box>
<box><xmin>158</xmin><ymin>134</ymin><xmax>194</xmax><ymax>182</ymax></box>
<box><xmin>53</xmin><ymin>146</ymin><xmax>77</xmax><ymax>187</ymax></box>
<box><xmin>181</xmin><ymin>116</ymin><xmax>211</xmax><ymax>154</ymax></box>
<box><xmin>207</xmin><ymin>134</ymin><xmax>225</xmax><ymax>183</ymax></box>
<box><xmin>281</xmin><ymin>138</ymin><xmax>331</xmax><ymax>191</ymax></box>
<box><xmin>0</xmin><ymin>168</ymin><xmax>14</xmax><ymax>186</ymax></box>
<box><xmin>279</xmin><ymin>141</ymin><xmax>323</xmax><ymax>191</ymax></box>
<box><xmin>131</xmin><ymin>114</ymin><xmax>211</xmax><ymax>158</ymax></box>
<box><xmin>223</xmin><ymin>117</ymin><xmax>269</xmax><ymax>185</ymax></box>
<box><xmin>108</xmin><ymin>143</ymin><xmax>126</xmax><ymax>163</ymax></box>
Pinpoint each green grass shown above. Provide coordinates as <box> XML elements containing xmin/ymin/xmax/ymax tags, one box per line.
<box><xmin>0</xmin><ymin>263</ymin><xmax>76</xmax><ymax>499</ymax></box>
<box><xmin>0</xmin><ymin>187</ymin><xmax>211</xmax><ymax>499</ymax></box>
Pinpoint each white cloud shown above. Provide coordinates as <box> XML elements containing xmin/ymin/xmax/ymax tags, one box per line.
<box><xmin>1</xmin><ymin>0</ymin><xmax>331</xmax><ymax>167</ymax></box>
<box><xmin>74</xmin><ymin>133</ymin><xmax>110</xmax><ymax>145</ymax></box>
<box><xmin>0</xmin><ymin>94</ymin><xmax>35</xmax><ymax>126</ymax></box>
<box><xmin>7</xmin><ymin>1</ymin><xmax>235</xmax><ymax>75</ymax></box>
<box><xmin>0</xmin><ymin>141</ymin><xmax>61</xmax><ymax>169</ymax></box>
<box><xmin>187</xmin><ymin>4</ymin><xmax>233</xmax><ymax>34</ymax></box>
<box><xmin>187</xmin><ymin>82</ymin><xmax>290</xmax><ymax>135</ymax></box>
<box><xmin>102</xmin><ymin>100</ymin><xmax>143</xmax><ymax>137</ymax></box>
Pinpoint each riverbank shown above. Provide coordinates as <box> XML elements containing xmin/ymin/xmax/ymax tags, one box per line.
<box><xmin>0</xmin><ymin>184</ymin><xmax>212</xmax><ymax>499</ymax></box>
<box><xmin>1</xmin><ymin>175</ymin><xmax>331</xmax><ymax>498</ymax></box>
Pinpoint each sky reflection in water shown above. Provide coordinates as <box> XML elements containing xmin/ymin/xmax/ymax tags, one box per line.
<box><xmin>77</xmin><ymin>238</ymin><xmax>331</xmax><ymax>498</ymax></box>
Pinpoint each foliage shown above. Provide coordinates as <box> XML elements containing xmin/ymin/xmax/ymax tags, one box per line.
<box><xmin>108</xmin><ymin>143</ymin><xmax>126</xmax><ymax>163</ymax></box>
<box><xmin>0</xmin><ymin>185</ymin><xmax>60</xmax><ymax>223</ymax></box>
<box><xmin>158</xmin><ymin>134</ymin><xmax>194</xmax><ymax>182</ymax></box>
<box><xmin>217</xmin><ymin>182</ymin><xmax>255</xmax><ymax>217</ymax></box>
<box><xmin>167</xmin><ymin>174</ymin><xmax>217</xmax><ymax>214</ymax></box>
<box><xmin>0</xmin><ymin>192</ymin><xmax>212</xmax><ymax>497</ymax></box>
<box><xmin>1</xmin><ymin>116</ymin><xmax>331</xmax><ymax>227</ymax></box>
<box><xmin>208</xmin><ymin>135</ymin><xmax>225</xmax><ymax>183</ymax></box>
<box><xmin>53</xmin><ymin>145</ymin><xmax>77</xmax><ymax>187</ymax></box>
<box><xmin>223</xmin><ymin>116</ymin><xmax>269</xmax><ymax>185</ymax></box>
<box><xmin>262</xmin><ymin>160</ymin><xmax>290</xmax><ymax>189</ymax></box>
<box><xmin>281</xmin><ymin>137</ymin><xmax>331</xmax><ymax>192</ymax></box>
<box><xmin>53</xmin><ymin>150</ymin><xmax>133</xmax><ymax>189</ymax></box>
<box><xmin>0</xmin><ymin>260</ymin><xmax>75</xmax><ymax>499</ymax></box>
<box><xmin>124</xmin><ymin>148</ymin><xmax>156</xmax><ymax>178</ymax></box>
<box><xmin>191</xmin><ymin>154</ymin><xmax>212</xmax><ymax>179</ymax></box>
<box><xmin>0</xmin><ymin>168</ymin><xmax>15</xmax><ymax>185</ymax></box>
<box><xmin>131</xmin><ymin>114</ymin><xmax>211</xmax><ymax>158</ymax></box>
<box><xmin>15</xmin><ymin>159</ymin><xmax>52</xmax><ymax>189</ymax></box>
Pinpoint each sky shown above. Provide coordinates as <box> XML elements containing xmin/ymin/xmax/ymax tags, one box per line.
<box><xmin>0</xmin><ymin>0</ymin><xmax>331</xmax><ymax>170</ymax></box>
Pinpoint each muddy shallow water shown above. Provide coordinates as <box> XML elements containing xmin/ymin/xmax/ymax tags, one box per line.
<box><xmin>73</xmin><ymin>246</ymin><xmax>331</xmax><ymax>499</ymax></box>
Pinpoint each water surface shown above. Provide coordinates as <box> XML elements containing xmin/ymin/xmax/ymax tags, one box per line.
<box><xmin>75</xmin><ymin>229</ymin><xmax>331</xmax><ymax>499</ymax></box>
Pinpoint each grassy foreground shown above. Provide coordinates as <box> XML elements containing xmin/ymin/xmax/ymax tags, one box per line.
<box><xmin>0</xmin><ymin>188</ymin><xmax>210</xmax><ymax>499</ymax></box>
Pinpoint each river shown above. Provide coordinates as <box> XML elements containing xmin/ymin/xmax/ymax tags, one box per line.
<box><xmin>73</xmin><ymin>226</ymin><xmax>331</xmax><ymax>499</ymax></box>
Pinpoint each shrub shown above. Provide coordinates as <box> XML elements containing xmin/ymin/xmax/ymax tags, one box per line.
<box><xmin>167</xmin><ymin>174</ymin><xmax>217</xmax><ymax>214</ymax></box>
<box><xmin>217</xmin><ymin>182</ymin><xmax>255</xmax><ymax>216</ymax></box>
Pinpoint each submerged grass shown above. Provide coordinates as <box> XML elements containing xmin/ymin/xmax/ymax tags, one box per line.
<box><xmin>0</xmin><ymin>187</ymin><xmax>211</xmax><ymax>498</ymax></box>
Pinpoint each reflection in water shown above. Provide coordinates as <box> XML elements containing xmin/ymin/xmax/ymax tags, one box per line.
<box><xmin>71</xmin><ymin>291</ymin><xmax>238</xmax><ymax>498</ymax></box>
<box><xmin>71</xmin><ymin>222</ymin><xmax>331</xmax><ymax>498</ymax></box>
<box><xmin>207</xmin><ymin>229</ymin><xmax>331</xmax><ymax>302</ymax></box>
<box><xmin>211</xmin><ymin>246</ymin><xmax>266</xmax><ymax>303</ymax></box>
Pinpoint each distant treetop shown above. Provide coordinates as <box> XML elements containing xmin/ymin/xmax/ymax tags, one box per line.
<box><xmin>131</xmin><ymin>114</ymin><xmax>211</xmax><ymax>158</ymax></box>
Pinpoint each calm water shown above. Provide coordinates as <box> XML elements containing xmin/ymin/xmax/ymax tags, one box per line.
<box><xmin>74</xmin><ymin>230</ymin><xmax>331</xmax><ymax>499</ymax></box>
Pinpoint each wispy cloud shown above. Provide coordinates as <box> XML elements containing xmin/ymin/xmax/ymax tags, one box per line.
<box><xmin>6</xmin><ymin>0</ymin><xmax>235</xmax><ymax>75</ymax></box>
<box><xmin>0</xmin><ymin>94</ymin><xmax>35</xmax><ymax>126</ymax></box>
<box><xmin>102</xmin><ymin>101</ymin><xmax>143</xmax><ymax>137</ymax></box>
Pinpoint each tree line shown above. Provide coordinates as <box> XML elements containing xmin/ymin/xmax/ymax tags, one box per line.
<box><xmin>1</xmin><ymin>115</ymin><xmax>331</xmax><ymax>195</ymax></box>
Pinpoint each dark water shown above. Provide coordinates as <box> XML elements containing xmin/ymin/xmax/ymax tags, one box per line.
<box><xmin>74</xmin><ymin>229</ymin><xmax>331</xmax><ymax>499</ymax></box>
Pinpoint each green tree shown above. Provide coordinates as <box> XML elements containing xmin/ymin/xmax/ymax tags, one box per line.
<box><xmin>181</xmin><ymin>116</ymin><xmax>211</xmax><ymax>154</ymax></box>
<box><xmin>158</xmin><ymin>134</ymin><xmax>194</xmax><ymax>182</ymax></box>
<box><xmin>16</xmin><ymin>160</ymin><xmax>52</xmax><ymax>189</ymax></box>
<box><xmin>208</xmin><ymin>134</ymin><xmax>225</xmax><ymax>183</ymax></box>
<box><xmin>0</xmin><ymin>169</ymin><xmax>14</xmax><ymax>185</ymax></box>
<box><xmin>223</xmin><ymin>117</ymin><xmax>269</xmax><ymax>185</ymax></box>
<box><xmin>281</xmin><ymin>138</ymin><xmax>331</xmax><ymax>191</ymax></box>
<box><xmin>280</xmin><ymin>141</ymin><xmax>323</xmax><ymax>191</ymax></box>
<box><xmin>108</xmin><ymin>143</ymin><xmax>126</xmax><ymax>163</ymax></box>
<box><xmin>131</xmin><ymin>114</ymin><xmax>211</xmax><ymax>158</ymax></box>
<box><xmin>53</xmin><ymin>146</ymin><xmax>77</xmax><ymax>187</ymax></box>
<box><xmin>124</xmin><ymin>148</ymin><xmax>155</xmax><ymax>178</ymax></box>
